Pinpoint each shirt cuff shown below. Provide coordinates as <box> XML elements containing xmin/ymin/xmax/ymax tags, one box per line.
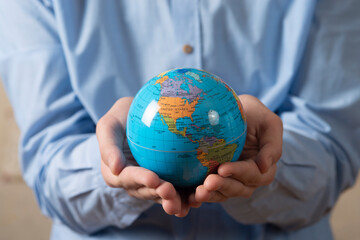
<box><xmin>90</xmin><ymin>135</ymin><xmax>155</xmax><ymax>228</ymax></box>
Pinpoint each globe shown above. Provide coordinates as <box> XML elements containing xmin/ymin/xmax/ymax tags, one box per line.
<box><xmin>127</xmin><ymin>68</ymin><xmax>247</xmax><ymax>188</ymax></box>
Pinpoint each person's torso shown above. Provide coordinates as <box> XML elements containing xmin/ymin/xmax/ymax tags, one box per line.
<box><xmin>49</xmin><ymin>1</ymin><xmax>333</xmax><ymax>239</ymax></box>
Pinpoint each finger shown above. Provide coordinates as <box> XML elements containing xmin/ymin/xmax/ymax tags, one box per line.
<box><xmin>204</xmin><ymin>174</ymin><xmax>255</xmax><ymax>199</ymax></box>
<box><xmin>96</xmin><ymin>115</ymin><xmax>126</xmax><ymax>175</ymax></box>
<box><xmin>255</xmin><ymin>141</ymin><xmax>281</xmax><ymax>174</ymax></box>
<box><xmin>206</xmin><ymin>191</ymin><xmax>228</xmax><ymax>202</ymax></box>
<box><xmin>195</xmin><ymin>184</ymin><xmax>229</xmax><ymax>203</ymax></box>
<box><xmin>156</xmin><ymin>181</ymin><xmax>177</xmax><ymax>200</ymax></box>
<box><xmin>101</xmin><ymin>160</ymin><xmax>125</xmax><ymax>188</ymax></box>
<box><xmin>218</xmin><ymin>160</ymin><xmax>277</xmax><ymax>187</ymax></box>
<box><xmin>107</xmin><ymin>97</ymin><xmax>134</xmax><ymax>124</ymax></box>
<box><xmin>161</xmin><ymin>191</ymin><xmax>182</xmax><ymax>215</ymax></box>
<box><xmin>175</xmin><ymin>199</ymin><xmax>191</xmax><ymax>218</ymax></box>
<box><xmin>258</xmin><ymin>163</ymin><xmax>277</xmax><ymax>186</ymax></box>
<box><xmin>188</xmin><ymin>193</ymin><xmax>202</xmax><ymax>208</ymax></box>
<box><xmin>127</xmin><ymin>186</ymin><xmax>159</xmax><ymax>200</ymax></box>
<box><xmin>209</xmin><ymin>179</ymin><xmax>255</xmax><ymax>199</ymax></box>
<box><xmin>195</xmin><ymin>185</ymin><xmax>227</xmax><ymax>203</ymax></box>
<box><xmin>218</xmin><ymin>160</ymin><xmax>262</xmax><ymax>187</ymax></box>
<box><xmin>195</xmin><ymin>185</ymin><xmax>212</xmax><ymax>202</ymax></box>
<box><xmin>203</xmin><ymin>174</ymin><xmax>224</xmax><ymax>191</ymax></box>
<box><xmin>156</xmin><ymin>182</ymin><xmax>186</xmax><ymax>216</ymax></box>
<box><xmin>118</xmin><ymin>166</ymin><xmax>161</xmax><ymax>189</ymax></box>
<box><xmin>96</xmin><ymin>97</ymin><xmax>134</xmax><ymax>175</ymax></box>
<box><xmin>256</xmin><ymin>114</ymin><xmax>283</xmax><ymax>173</ymax></box>
<box><xmin>237</xmin><ymin>95</ymin><xmax>283</xmax><ymax>173</ymax></box>
<box><xmin>101</xmin><ymin>163</ymin><xmax>160</xmax><ymax>189</ymax></box>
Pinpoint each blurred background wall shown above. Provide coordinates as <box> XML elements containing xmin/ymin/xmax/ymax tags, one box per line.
<box><xmin>0</xmin><ymin>81</ymin><xmax>359</xmax><ymax>240</ymax></box>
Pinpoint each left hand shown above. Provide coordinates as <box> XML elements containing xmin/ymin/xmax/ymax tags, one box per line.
<box><xmin>96</xmin><ymin>97</ymin><xmax>198</xmax><ymax>217</ymax></box>
<box><xmin>195</xmin><ymin>95</ymin><xmax>283</xmax><ymax>202</ymax></box>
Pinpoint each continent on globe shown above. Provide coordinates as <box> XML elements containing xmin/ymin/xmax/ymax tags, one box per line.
<box><xmin>158</xmin><ymin>96</ymin><xmax>199</xmax><ymax>123</ymax></box>
<box><xmin>197</xmin><ymin>137</ymin><xmax>238</xmax><ymax>174</ymax></box>
<box><xmin>127</xmin><ymin>68</ymin><xmax>247</xmax><ymax>188</ymax></box>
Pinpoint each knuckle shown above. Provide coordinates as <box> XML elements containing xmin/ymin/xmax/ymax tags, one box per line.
<box><xmin>204</xmin><ymin>174</ymin><xmax>223</xmax><ymax>191</ymax></box>
<box><xmin>218</xmin><ymin>162</ymin><xmax>234</xmax><ymax>177</ymax></box>
<box><xmin>140</xmin><ymin>171</ymin><xmax>159</xmax><ymax>188</ymax></box>
<box><xmin>142</xmin><ymin>173</ymin><xmax>154</xmax><ymax>186</ymax></box>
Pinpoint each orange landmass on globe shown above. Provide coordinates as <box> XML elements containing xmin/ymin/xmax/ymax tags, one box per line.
<box><xmin>155</xmin><ymin>75</ymin><xmax>169</xmax><ymax>86</ymax></box>
<box><xmin>197</xmin><ymin>150</ymin><xmax>220</xmax><ymax>174</ymax></box>
<box><xmin>158</xmin><ymin>96</ymin><xmax>199</xmax><ymax>123</ymax></box>
<box><xmin>197</xmin><ymin>138</ymin><xmax>238</xmax><ymax>174</ymax></box>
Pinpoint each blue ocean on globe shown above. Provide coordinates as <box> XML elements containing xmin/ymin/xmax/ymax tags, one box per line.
<box><xmin>127</xmin><ymin>68</ymin><xmax>247</xmax><ymax>187</ymax></box>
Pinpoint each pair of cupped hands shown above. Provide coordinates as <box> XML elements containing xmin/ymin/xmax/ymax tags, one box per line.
<box><xmin>96</xmin><ymin>95</ymin><xmax>283</xmax><ymax>217</ymax></box>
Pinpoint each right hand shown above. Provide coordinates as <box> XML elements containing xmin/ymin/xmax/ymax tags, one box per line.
<box><xmin>195</xmin><ymin>95</ymin><xmax>282</xmax><ymax>203</ymax></box>
<box><xmin>96</xmin><ymin>97</ymin><xmax>200</xmax><ymax>217</ymax></box>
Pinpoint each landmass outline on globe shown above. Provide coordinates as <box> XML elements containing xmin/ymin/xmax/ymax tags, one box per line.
<box><xmin>127</xmin><ymin>68</ymin><xmax>247</xmax><ymax>187</ymax></box>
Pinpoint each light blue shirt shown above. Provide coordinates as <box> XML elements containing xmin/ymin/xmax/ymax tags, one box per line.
<box><xmin>1</xmin><ymin>0</ymin><xmax>359</xmax><ymax>239</ymax></box>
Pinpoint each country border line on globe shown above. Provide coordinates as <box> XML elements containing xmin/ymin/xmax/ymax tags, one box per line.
<box><xmin>127</xmin><ymin>129</ymin><xmax>247</xmax><ymax>153</ymax></box>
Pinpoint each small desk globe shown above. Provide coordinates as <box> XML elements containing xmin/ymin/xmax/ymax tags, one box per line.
<box><xmin>127</xmin><ymin>68</ymin><xmax>247</xmax><ymax>188</ymax></box>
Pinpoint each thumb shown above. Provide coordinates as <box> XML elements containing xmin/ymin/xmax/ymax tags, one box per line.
<box><xmin>96</xmin><ymin>116</ymin><xmax>127</xmax><ymax>175</ymax></box>
<box><xmin>104</xmin><ymin>144</ymin><xmax>127</xmax><ymax>175</ymax></box>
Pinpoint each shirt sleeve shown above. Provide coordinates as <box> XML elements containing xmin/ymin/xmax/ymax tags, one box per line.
<box><xmin>0</xmin><ymin>1</ymin><xmax>153</xmax><ymax>234</ymax></box>
<box><xmin>220</xmin><ymin>0</ymin><xmax>360</xmax><ymax>230</ymax></box>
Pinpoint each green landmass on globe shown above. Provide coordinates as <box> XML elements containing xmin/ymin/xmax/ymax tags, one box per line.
<box><xmin>127</xmin><ymin>68</ymin><xmax>247</xmax><ymax>187</ymax></box>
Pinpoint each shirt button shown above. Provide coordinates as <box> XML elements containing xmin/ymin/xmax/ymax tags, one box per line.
<box><xmin>183</xmin><ymin>44</ymin><xmax>193</xmax><ymax>54</ymax></box>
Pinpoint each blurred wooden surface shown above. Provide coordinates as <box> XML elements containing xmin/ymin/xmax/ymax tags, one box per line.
<box><xmin>0</xmin><ymin>81</ymin><xmax>52</xmax><ymax>240</ymax></box>
<box><xmin>0</xmin><ymin>81</ymin><xmax>359</xmax><ymax>240</ymax></box>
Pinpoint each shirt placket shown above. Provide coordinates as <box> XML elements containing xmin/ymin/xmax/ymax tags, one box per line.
<box><xmin>171</xmin><ymin>0</ymin><xmax>202</xmax><ymax>69</ymax></box>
